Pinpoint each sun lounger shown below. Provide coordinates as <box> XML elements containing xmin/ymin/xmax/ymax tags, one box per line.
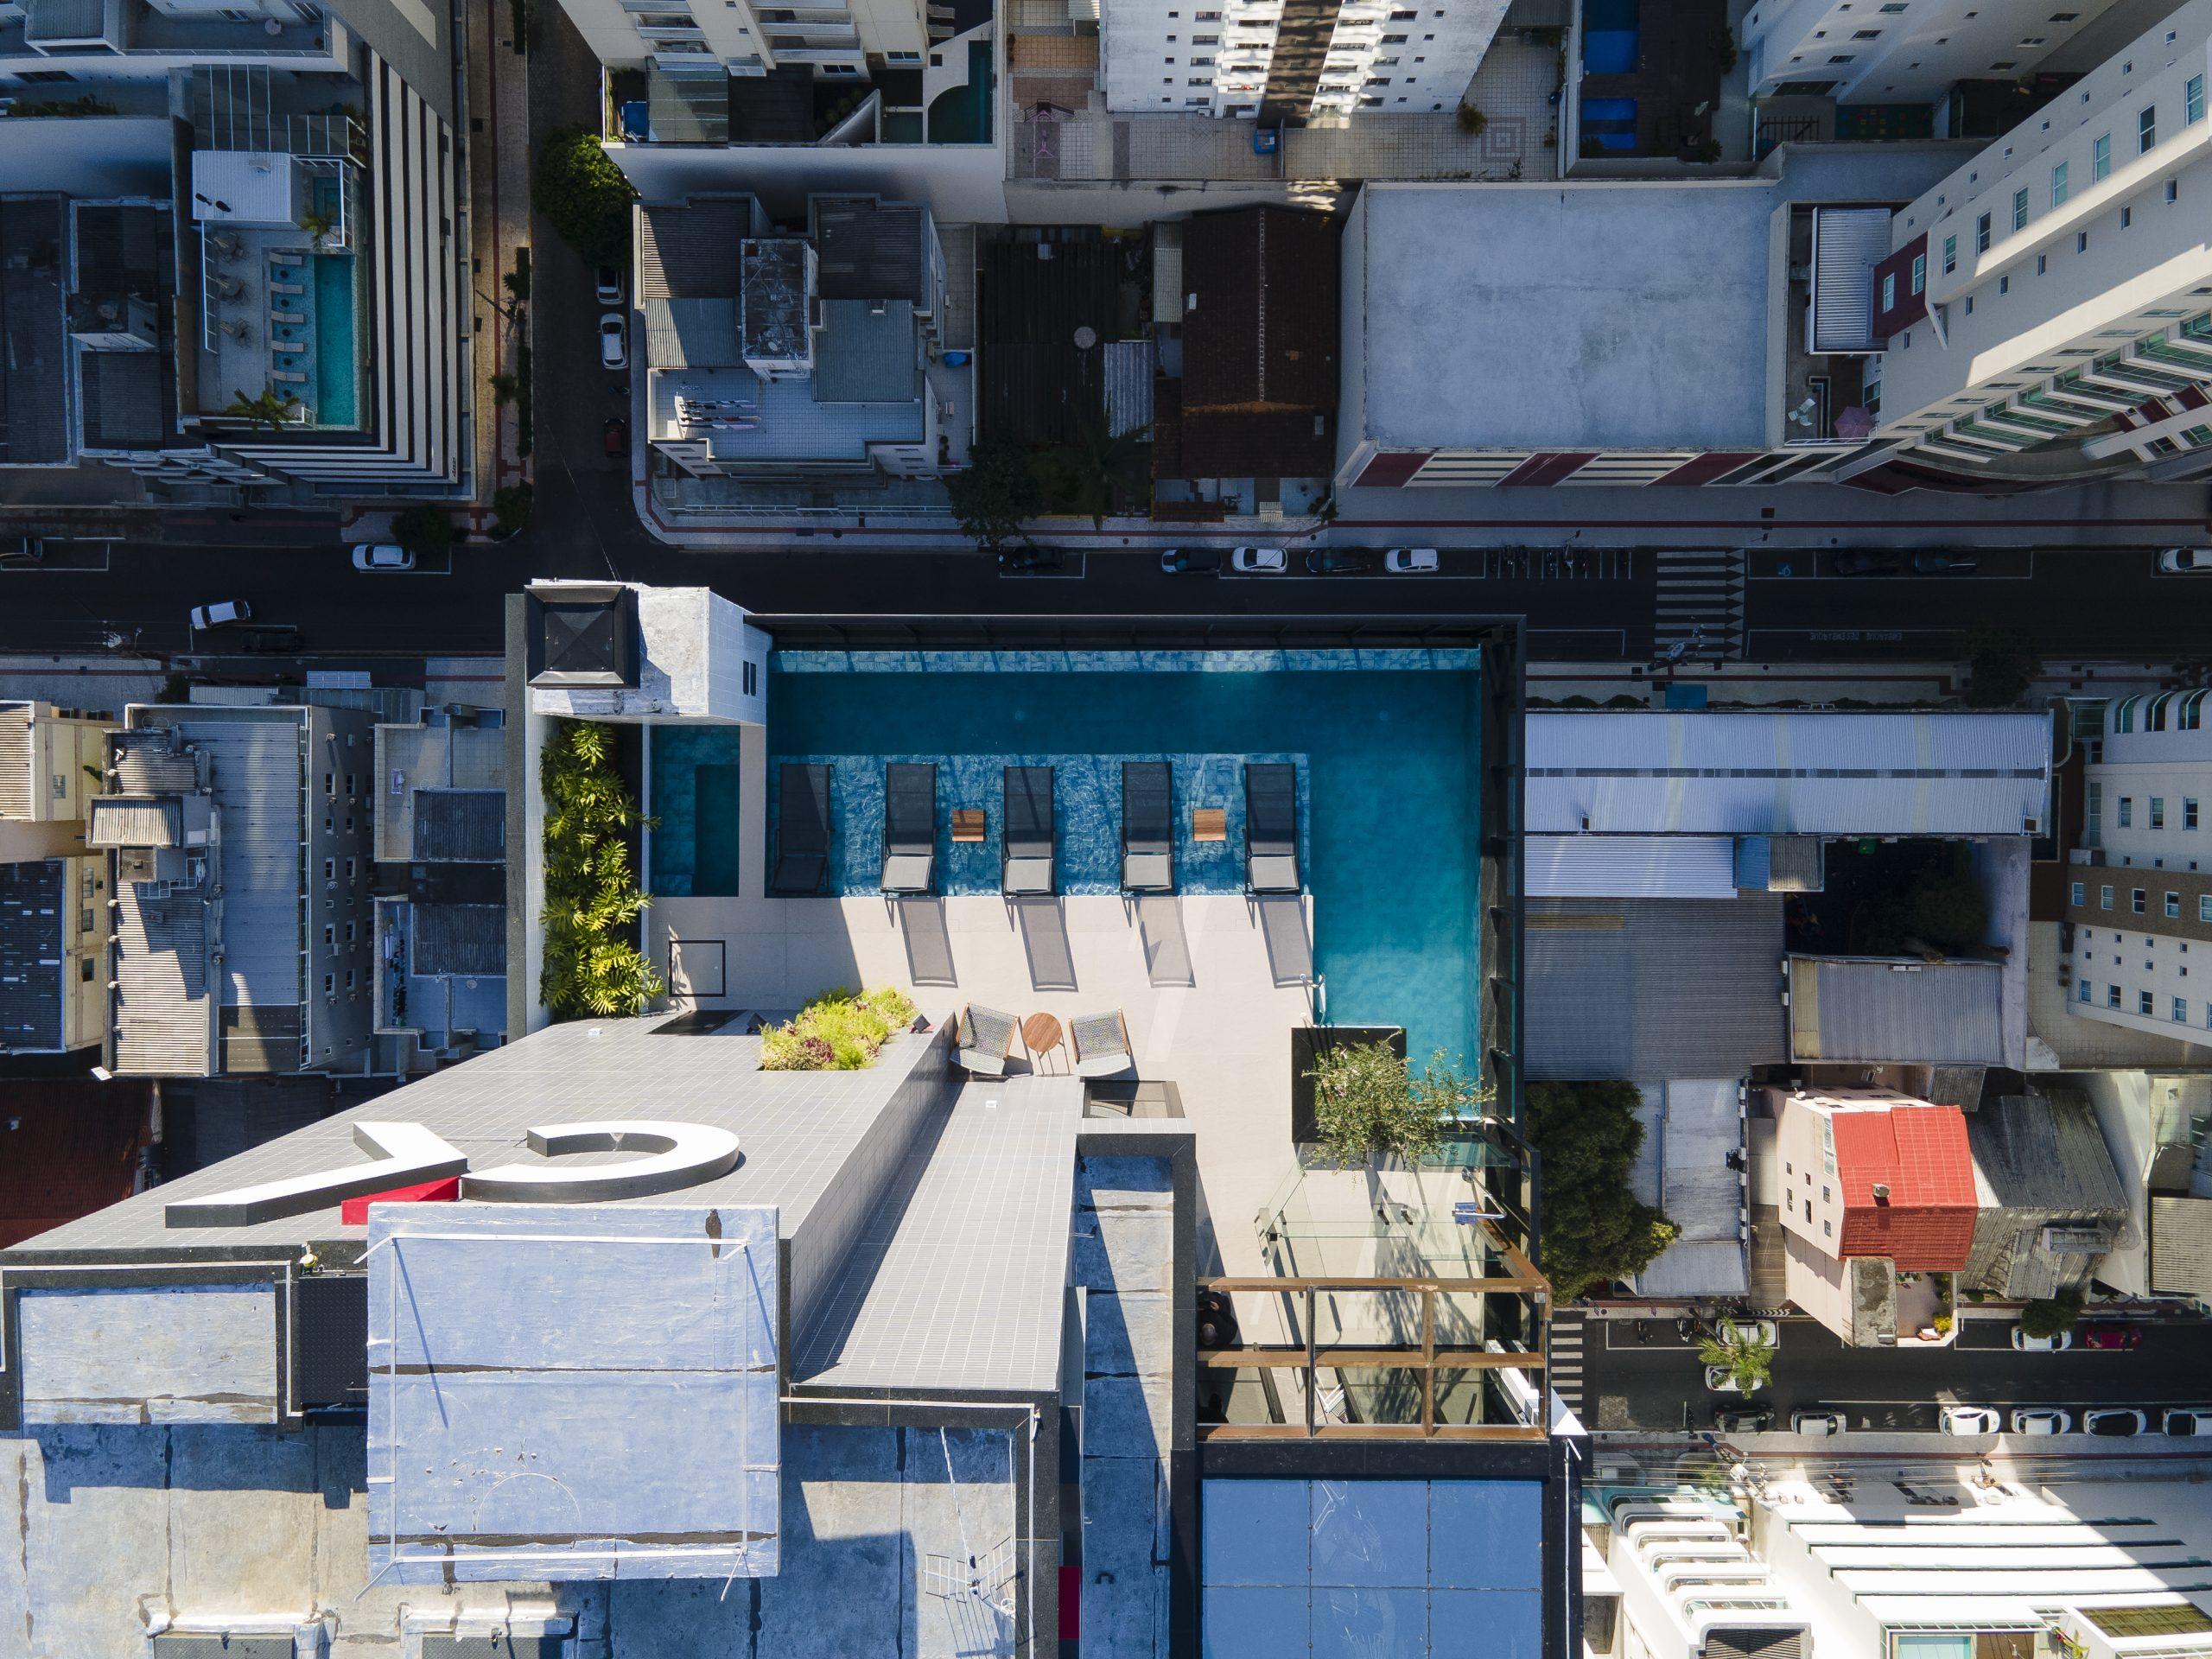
<box><xmin>1122</xmin><ymin>760</ymin><xmax>1174</xmax><ymax>893</ymax></box>
<box><xmin>270</xmin><ymin>370</ymin><xmax>308</xmax><ymax>385</ymax></box>
<box><xmin>769</xmin><ymin>762</ymin><xmax>832</xmax><ymax>894</ymax></box>
<box><xmin>270</xmin><ymin>281</ymin><xmax>306</xmax><ymax>296</ymax></box>
<box><xmin>1002</xmin><ymin>766</ymin><xmax>1056</xmax><ymax>895</ymax></box>
<box><xmin>1071</xmin><ymin>1009</ymin><xmax>1136</xmax><ymax>1079</ymax></box>
<box><xmin>1244</xmin><ymin>763</ymin><xmax>1301</xmax><ymax>894</ymax></box>
<box><xmin>957</xmin><ymin>1002</ymin><xmax>1019</xmax><ymax>1076</ymax></box>
<box><xmin>881</xmin><ymin>761</ymin><xmax>937</xmax><ymax>893</ymax></box>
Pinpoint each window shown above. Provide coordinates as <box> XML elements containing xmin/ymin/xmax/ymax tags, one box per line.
<box><xmin>2071</xmin><ymin>880</ymin><xmax>2086</xmax><ymax>906</ymax></box>
<box><xmin>2202</xmin><ymin>895</ymin><xmax>2212</xmax><ymax>923</ymax></box>
<box><xmin>322</xmin><ymin>924</ymin><xmax>334</xmax><ymax>945</ymax></box>
<box><xmin>2134</xmin><ymin>887</ymin><xmax>2148</xmax><ymax>912</ymax></box>
<box><xmin>2094</xmin><ymin>132</ymin><xmax>2111</xmax><ymax>179</ymax></box>
<box><xmin>2179</xmin><ymin>997</ymin><xmax>2192</xmax><ymax>1023</ymax></box>
<box><xmin>323</xmin><ymin>857</ymin><xmax>334</xmax><ymax>880</ymax></box>
<box><xmin>324</xmin><ymin>772</ymin><xmax>335</xmax><ymax>798</ymax></box>
<box><xmin>2140</xmin><ymin>103</ymin><xmax>2158</xmax><ymax>151</ymax></box>
<box><xmin>1881</xmin><ymin>273</ymin><xmax>1896</xmax><ymax>310</ymax></box>
<box><xmin>2013</xmin><ymin>187</ymin><xmax>2030</xmax><ymax>230</ymax></box>
<box><xmin>324</xmin><ymin>973</ymin><xmax>335</xmax><ymax>996</ymax></box>
<box><xmin>1942</xmin><ymin>234</ymin><xmax>1956</xmax><ymax>275</ymax></box>
<box><xmin>2080</xmin><ymin>978</ymin><xmax>2094</xmax><ymax>1002</ymax></box>
<box><xmin>2101</xmin><ymin>884</ymin><xmax>2115</xmax><ymax>909</ymax></box>
<box><xmin>2143</xmin><ymin>989</ymin><xmax>2157</xmax><ymax>1014</ymax></box>
<box><xmin>1910</xmin><ymin>252</ymin><xmax>1926</xmax><ymax>294</ymax></box>
<box><xmin>2120</xmin><ymin>796</ymin><xmax>2134</xmax><ymax>826</ymax></box>
<box><xmin>2169</xmin><ymin>892</ymin><xmax>2183</xmax><ymax>918</ymax></box>
<box><xmin>2154</xmin><ymin>797</ymin><xmax>2168</xmax><ymax>829</ymax></box>
<box><xmin>346</xmin><ymin>919</ymin><xmax>357</xmax><ymax>942</ymax></box>
<box><xmin>2110</xmin><ymin>984</ymin><xmax>2123</xmax><ymax>1007</ymax></box>
<box><xmin>2168</xmin><ymin>179</ymin><xmax>2181</xmax><ymax>205</ymax></box>
<box><xmin>2190</xmin><ymin>73</ymin><xmax>2207</xmax><ymax>126</ymax></box>
<box><xmin>2051</xmin><ymin>159</ymin><xmax>2069</xmax><ymax>205</ymax></box>
<box><xmin>345</xmin><ymin>857</ymin><xmax>356</xmax><ymax>879</ymax></box>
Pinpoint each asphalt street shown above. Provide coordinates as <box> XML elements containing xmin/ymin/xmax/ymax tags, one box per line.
<box><xmin>1580</xmin><ymin>1315</ymin><xmax>2212</xmax><ymax>1433</ymax></box>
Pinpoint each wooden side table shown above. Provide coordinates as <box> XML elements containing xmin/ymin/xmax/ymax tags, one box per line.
<box><xmin>1192</xmin><ymin>807</ymin><xmax>1228</xmax><ymax>842</ymax></box>
<box><xmin>951</xmin><ymin>807</ymin><xmax>987</xmax><ymax>842</ymax></box>
<box><xmin>1022</xmin><ymin>1011</ymin><xmax>1065</xmax><ymax>1071</ymax></box>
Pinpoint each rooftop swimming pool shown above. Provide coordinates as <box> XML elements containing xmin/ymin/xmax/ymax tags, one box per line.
<box><xmin>648</xmin><ymin>650</ymin><xmax>1485</xmax><ymax>1069</ymax></box>
<box><xmin>313</xmin><ymin>252</ymin><xmax>358</xmax><ymax>429</ymax></box>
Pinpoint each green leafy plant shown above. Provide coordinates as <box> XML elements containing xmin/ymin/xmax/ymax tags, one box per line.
<box><xmin>491</xmin><ymin>371</ymin><xmax>519</xmax><ymax>406</ymax></box>
<box><xmin>1456</xmin><ymin>101</ymin><xmax>1489</xmax><ymax>137</ymax></box>
<box><xmin>391</xmin><ymin>502</ymin><xmax>454</xmax><ymax>561</ymax></box>
<box><xmin>2019</xmin><ymin>1287</ymin><xmax>2085</xmax><ymax>1339</ymax></box>
<box><xmin>946</xmin><ymin>439</ymin><xmax>1044</xmax><ymax>551</ymax></box>
<box><xmin>1306</xmin><ymin>1041</ymin><xmax>1491</xmax><ymax>1170</ymax></box>
<box><xmin>491</xmin><ymin>483</ymin><xmax>534</xmax><ymax>539</ymax></box>
<box><xmin>1697</xmin><ymin>1324</ymin><xmax>1777</xmax><ymax>1393</ymax></box>
<box><xmin>540</xmin><ymin>719</ymin><xmax>662</xmax><ymax>1020</ymax></box>
<box><xmin>1932</xmin><ymin>1312</ymin><xmax>1955</xmax><ymax>1336</ymax></box>
<box><xmin>1526</xmin><ymin>1080</ymin><xmax>1679</xmax><ymax>1301</ymax></box>
<box><xmin>1965</xmin><ymin>626</ymin><xmax>2042</xmax><ymax>708</ymax></box>
<box><xmin>760</xmin><ymin>985</ymin><xmax>919</xmax><ymax>1070</ymax></box>
<box><xmin>301</xmin><ymin>208</ymin><xmax>334</xmax><ymax>243</ymax></box>
<box><xmin>1036</xmin><ymin>421</ymin><xmax>1147</xmax><ymax>530</ymax></box>
<box><xmin>224</xmin><ymin>386</ymin><xmax>302</xmax><ymax>431</ymax></box>
<box><xmin>532</xmin><ymin>126</ymin><xmax>636</xmax><ymax>270</ymax></box>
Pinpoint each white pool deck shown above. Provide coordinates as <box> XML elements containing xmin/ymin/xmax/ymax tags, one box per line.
<box><xmin>645</xmin><ymin>729</ymin><xmax>1319</xmax><ymax>1275</ymax></box>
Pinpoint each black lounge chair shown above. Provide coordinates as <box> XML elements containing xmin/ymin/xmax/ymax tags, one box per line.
<box><xmin>1122</xmin><ymin>760</ymin><xmax>1174</xmax><ymax>893</ymax></box>
<box><xmin>1002</xmin><ymin>766</ymin><xmax>1056</xmax><ymax>895</ymax></box>
<box><xmin>1244</xmin><ymin>762</ymin><xmax>1301</xmax><ymax>894</ymax></box>
<box><xmin>770</xmin><ymin>763</ymin><xmax>832</xmax><ymax>894</ymax></box>
<box><xmin>881</xmin><ymin>762</ymin><xmax>937</xmax><ymax>893</ymax></box>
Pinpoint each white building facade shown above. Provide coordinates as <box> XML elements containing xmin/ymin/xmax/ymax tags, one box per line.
<box><xmin>1101</xmin><ymin>0</ymin><xmax>1506</xmax><ymax>121</ymax></box>
<box><xmin>2066</xmin><ymin>690</ymin><xmax>2212</xmax><ymax>1052</ymax></box>
<box><xmin>550</xmin><ymin>0</ymin><xmax>928</xmax><ymax>77</ymax></box>
<box><xmin>1744</xmin><ymin>0</ymin><xmax>2134</xmax><ymax>106</ymax></box>
<box><xmin>1853</xmin><ymin>0</ymin><xmax>2212</xmax><ymax>485</ymax></box>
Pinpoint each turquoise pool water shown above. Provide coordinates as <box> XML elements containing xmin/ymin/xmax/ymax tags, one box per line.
<box><xmin>313</xmin><ymin>253</ymin><xmax>358</xmax><ymax>428</ymax></box>
<box><xmin>673</xmin><ymin>658</ymin><xmax>1486</xmax><ymax>1068</ymax></box>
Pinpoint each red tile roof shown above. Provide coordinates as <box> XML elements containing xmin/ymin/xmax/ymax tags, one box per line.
<box><xmin>1831</xmin><ymin>1104</ymin><xmax>1978</xmax><ymax>1270</ymax></box>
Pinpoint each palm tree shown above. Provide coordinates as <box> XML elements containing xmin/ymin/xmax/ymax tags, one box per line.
<box><xmin>1041</xmin><ymin>420</ymin><xmax>1146</xmax><ymax>530</ymax></box>
<box><xmin>225</xmin><ymin>387</ymin><xmax>302</xmax><ymax>431</ymax></box>
<box><xmin>1696</xmin><ymin>1324</ymin><xmax>1777</xmax><ymax>1394</ymax></box>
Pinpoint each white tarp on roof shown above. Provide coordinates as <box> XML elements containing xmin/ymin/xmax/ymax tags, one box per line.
<box><xmin>1809</xmin><ymin>205</ymin><xmax>1891</xmax><ymax>355</ymax></box>
<box><xmin>1629</xmin><ymin>1079</ymin><xmax>1749</xmax><ymax>1298</ymax></box>
<box><xmin>1527</xmin><ymin>835</ymin><xmax>1738</xmax><ymax>899</ymax></box>
<box><xmin>1526</xmin><ymin>711</ymin><xmax>2051</xmax><ymax>837</ymax></box>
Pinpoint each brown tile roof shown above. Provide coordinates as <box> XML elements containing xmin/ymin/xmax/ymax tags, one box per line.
<box><xmin>0</xmin><ymin>1080</ymin><xmax>153</xmax><ymax>1249</ymax></box>
<box><xmin>1177</xmin><ymin>207</ymin><xmax>1338</xmax><ymax>479</ymax></box>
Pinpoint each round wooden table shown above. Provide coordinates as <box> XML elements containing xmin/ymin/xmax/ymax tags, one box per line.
<box><xmin>1021</xmin><ymin>1012</ymin><xmax>1065</xmax><ymax>1069</ymax></box>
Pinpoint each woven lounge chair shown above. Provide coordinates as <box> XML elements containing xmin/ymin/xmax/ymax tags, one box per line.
<box><xmin>881</xmin><ymin>762</ymin><xmax>937</xmax><ymax>893</ymax></box>
<box><xmin>1002</xmin><ymin>766</ymin><xmax>1056</xmax><ymax>895</ymax></box>
<box><xmin>1071</xmin><ymin>1009</ymin><xmax>1135</xmax><ymax>1079</ymax></box>
<box><xmin>1244</xmin><ymin>762</ymin><xmax>1301</xmax><ymax>894</ymax></box>
<box><xmin>1122</xmin><ymin>760</ymin><xmax>1174</xmax><ymax>893</ymax></box>
<box><xmin>957</xmin><ymin>1003</ymin><xmax>1019</xmax><ymax>1076</ymax></box>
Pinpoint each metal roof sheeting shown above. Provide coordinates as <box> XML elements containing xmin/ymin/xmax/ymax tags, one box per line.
<box><xmin>1528</xmin><ymin>834</ymin><xmax>1738</xmax><ymax>899</ymax></box>
<box><xmin>1526</xmin><ymin>896</ymin><xmax>1787</xmax><ymax>1079</ymax></box>
<box><xmin>1787</xmin><ymin>956</ymin><xmax>2005</xmax><ymax>1064</ymax></box>
<box><xmin>1525</xmin><ymin>711</ymin><xmax>2052</xmax><ymax>836</ymax></box>
<box><xmin>1103</xmin><ymin>338</ymin><xmax>1155</xmax><ymax>438</ymax></box>
<box><xmin>1809</xmin><ymin>206</ymin><xmax>1891</xmax><ymax>355</ymax></box>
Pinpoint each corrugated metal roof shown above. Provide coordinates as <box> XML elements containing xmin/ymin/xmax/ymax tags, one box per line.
<box><xmin>639</xmin><ymin>200</ymin><xmax>751</xmax><ymax>301</ymax></box>
<box><xmin>86</xmin><ymin>796</ymin><xmax>181</xmax><ymax>849</ymax></box>
<box><xmin>411</xmin><ymin>903</ymin><xmax>505</xmax><ymax>977</ymax></box>
<box><xmin>0</xmin><ymin>704</ymin><xmax>29</xmax><ymax>819</ymax></box>
<box><xmin>412</xmin><ymin>790</ymin><xmax>504</xmax><ymax>863</ymax></box>
<box><xmin>1528</xmin><ymin>835</ymin><xmax>1738</xmax><ymax>899</ymax></box>
<box><xmin>1151</xmin><ymin>219</ymin><xmax>1183</xmax><ymax>328</ymax></box>
<box><xmin>643</xmin><ymin>297</ymin><xmax>740</xmax><ymax>370</ymax></box>
<box><xmin>1964</xmin><ymin>1085</ymin><xmax>2129</xmax><ymax>1300</ymax></box>
<box><xmin>0</xmin><ymin>859</ymin><xmax>63</xmax><ymax>1052</ymax></box>
<box><xmin>1103</xmin><ymin>338</ymin><xmax>1154</xmax><ymax>438</ymax></box>
<box><xmin>1526</xmin><ymin>895</ymin><xmax>1786</xmax><ymax>1079</ymax></box>
<box><xmin>1809</xmin><ymin>206</ymin><xmax>1891</xmax><ymax>355</ymax></box>
<box><xmin>811</xmin><ymin>197</ymin><xmax>925</xmax><ymax>303</ymax></box>
<box><xmin>1526</xmin><ymin>711</ymin><xmax>2052</xmax><ymax>836</ymax></box>
<box><xmin>2151</xmin><ymin>1196</ymin><xmax>2212</xmax><ymax>1302</ymax></box>
<box><xmin>112</xmin><ymin>855</ymin><xmax>213</xmax><ymax>1077</ymax></box>
<box><xmin>191</xmin><ymin>718</ymin><xmax>303</xmax><ymax>1014</ymax></box>
<box><xmin>1788</xmin><ymin>957</ymin><xmax>2005</xmax><ymax>1064</ymax></box>
<box><xmin>111</xmin><ymin>728</ymin><xmax>200</xmax><ymax>793</ymax></box>
<box><xmin>812</xmin><ymin>300</ymin><xmax>918</xmax><ymax>403</ymax></box>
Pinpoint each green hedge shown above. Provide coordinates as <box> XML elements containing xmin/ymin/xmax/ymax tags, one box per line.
<box><xmin>540</xmin><ymin>719</ymin><xmax>661</xmax><ymax>1020</ymax></box>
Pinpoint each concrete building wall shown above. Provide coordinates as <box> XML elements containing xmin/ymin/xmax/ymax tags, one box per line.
<box><xmin>1745</xmin><ymin>0</ymin><xmax>2129</xmax><ymax>104</ymax></box>
<box><xmin>611</xmin><ymin>140</ymin><xmax>1010</xmax><ymax>226</ymax></box>
<box><xmin>305</xmin><ymin>707</ymin><xmax>378</xmax><ymax>1072</ymax></box>
<box><xmin>16</xmin><ymin>1285</ymin><xmax>279</xmax><ymax>1426</ymax></box>
<box><xmin>1772</xmin><ymin>1095</ymin><xmax>1846</xmax><ymax>1252</ymax></box>
<box><xmin>57</xmin><ymin>853</ymin><xmax>111</xmax><ymax>1052</ymax></box>
<box><xmin>1872</xmin><ymin>0</ymin><xmax>2212</xmax><ymax>449</ymax></box>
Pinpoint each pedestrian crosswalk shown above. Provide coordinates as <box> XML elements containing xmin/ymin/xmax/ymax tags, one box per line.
<box><xmin>1654</xmin><ymin>550</ymin><xmax>1745</xmax><ymax>661</ymax></box>
<box><xmin>1550</xmin><ymin>1309</ymin><xmax>1585</xmax><ymax>1419</ymax></box>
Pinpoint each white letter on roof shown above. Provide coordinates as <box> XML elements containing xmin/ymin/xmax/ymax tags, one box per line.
<box><xmin>462</xmin><ymin>1121</ymin><xmax>742</xmax><ymax>1203</ymax></box>
<box><xmin>165</xmin><ymin>1122</ymin><xmax>468</xmax><ymax>1228</ymax></box>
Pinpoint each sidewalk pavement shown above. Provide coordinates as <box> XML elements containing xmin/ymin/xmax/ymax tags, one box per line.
<box><xmin>466</xmin><ymin>0</ymin><xmax>535</xmax><ymax>514</ymax></box>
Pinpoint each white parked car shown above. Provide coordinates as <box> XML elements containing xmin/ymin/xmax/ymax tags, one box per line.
<box><xmin>351</xmin><ymin>543</ymin><xmax>413</xmax><ymax>572</ymax></box>
<box><xmin>2158</xmin><ymin>547</ymin><xmax>2212</xmax><ymax>575</ymax></box>
<box><xmin>2085</xmin><ymin>1408</ymin><xmax>2147</xmax><ymax>1438</ymax></box>
<box><xmin>1384</xmin><ymin>547</ymin><xmax>1440</xmax><ymax>574</ymax></box>
<box><xmin>1790</xmin><ymin>1410</ymin><xmax>1846</xmax><ymax>1438</ymax></box>
<box><xmin>189</xmin><ymin>599</ymin><xmax>251</xmax><ymax>631</ymax></box>
<box><xmin>2163</xmin><ymin>1408</ymin><xmax>2212</xmax><ymax>1437</ymax></box>
<box><xmin>599</xmin><ymin>313</ymin><xmax>628</xmax><ymax>370</ymax></box>
<box><xmin>1715</xmin><ymin>1319</ymin><xmax>1780</xmax><ymax>1348</ymax></box>
<box><xmin>1940</xmin><ymin>1405</ymin><xmax>2000</xmax><ymax>1436</ymax></box>
<box><xmin>2010</xmin><ymin>1408</ymin><xmax>2071</xmax><ymax>1436</ymax></box>
<box><xmin>595</xmin><ymin>264</ymin><xmax>625</xmax><ymax>307</ymax></box>
<box><xmin>2012</xmin><ymin>1326</ymin><xmax>2073</xmax><ymax>1351</ymax></box>
<box><xmin>1703</xmin><ymin>1365</ymin><xmax>1752</xmax><ymax>1394</ymax></box>
<box><xmin>1230</xmin><ymin>546</ymin><xmax>1287</xmax><ymax>575</ymax></box>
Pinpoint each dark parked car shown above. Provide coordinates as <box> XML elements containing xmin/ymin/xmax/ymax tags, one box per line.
<box><xmin>1306</xmin><ymin>548</ymin><xmax>1375</xmax><ymax>575</ymax></box>
<box><xmin>1833</xmin><ymin>552</ymin><xmax>1902</xmax><ymax>576</ymax></box>
<box><xmin>1910</xmin><ymin>551</ymin><xmax>1979</xmax><ymax>574</ymax></box>
<box><xmin>227</xmin><ymin>624</ymin><xmax>303</xmax><ymax>653</ymax></box>
<box><xmin>2079</xmin><ymin>1323</ymin><xmax>2144</xmax><ymax>1351</ymax></box>
<box><xmin>997</xmin><ymin>547</ymin><xmax>1065</xmax><ymax>575</ymax></box>
<box><xmin>1160</xmin><ymin>548</ymin><xmax>1224</xmax><ymax>575</ymax></box>
<box><xmin>603</xmin><ymin>416</ymin><xmax>629</xmax><ymax>458</ymax></box>
<box><xmin>1713</xmin><ymin>1406</ymin><xmax>1774</xmax><ymax>1433</ymax></box>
